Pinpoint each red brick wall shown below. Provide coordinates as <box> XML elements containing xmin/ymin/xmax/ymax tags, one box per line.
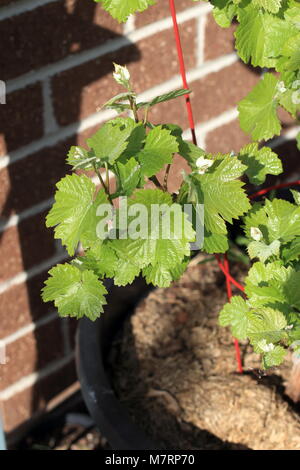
<box><xmin>0</xmin><ymin>0</ymin><xmax>298</xmax><ymax>436</ymax></box>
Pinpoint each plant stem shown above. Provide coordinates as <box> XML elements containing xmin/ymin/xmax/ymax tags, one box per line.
<box><xmin>149</xmin><ymin>175</ymin><xmax>164</xmax><ymax>191</ymax></box>
<box><xmin>143</xmin><ymin>107</ymin><xmax>149</xmax><ymax>127</ymax></box>
<box><xmin>105</xmin><ymin>162</ymin><xmax>110</xmax><ymax>194</ymax></box>
<box><xmin>94</xmin><ymin>165</ymin><xmax>113</xmax><ymax>205</ymax></box>
<box><xmin>129</xmin><ymin>95</ymin><xmax>139</xmax><ymax>123</ymax></box>
<box><xmin>163</xmin><ymin>164</ymin><xmax>171</xmax><ymax>191</ymax></box>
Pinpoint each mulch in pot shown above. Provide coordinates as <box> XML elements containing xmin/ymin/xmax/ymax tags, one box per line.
<box><xmin>109</xmin><ymin>255</ymin><xmax>300</xmax><ymax>450</ymax></box>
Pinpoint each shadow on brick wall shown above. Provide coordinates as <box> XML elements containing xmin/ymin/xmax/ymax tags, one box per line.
<box><xmin>0</xmin><ymin>0</ymin><xmax>140</xmax><ymax>433</ymax></box>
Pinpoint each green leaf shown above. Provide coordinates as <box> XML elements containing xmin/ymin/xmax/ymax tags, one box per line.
<box><xmin>202</xmin><ymin>231</ymin><xmax>229</xmax><ymax>253</ymax></box>
<box><xmin>245</xmin><ymin>261</ymin><xmax>300</xmax><ymax>310</ymax></box>
<box><xmin>297</xmin><ymin>132</ymin><xmax>300</xmax><ymax>150</ymax></box>
<box><xmin>218</xmin><ymin>287</ymin><xmax>290</xmax><ymax>368</ymax></box>
<box><xmin>262</xmin><ymin>345</ymin><xmax>286</xmax><ymax>368</ymax></box>
<box><xmin>245</xmin><ymin>263</ymin><xmax>287</xmax><ymax>308</ymax></box>
<box><xmin>245</xmin><ymin>261</ymin><xmax>286</xmax><ymax>299</ymax></box>
<box><xmin>281</xmin><ymin>237</ymin><xmax>300</xmax><ymax>263</ymax></box>
<box><xmin>137</xmin><ymin>89</ymin><xmax>191</xmax><ymax>109</ymax></box>
<box><xmin>219</xmin><ymin>296</ymin><xmax>251</xmax><ymax>339</ymax></box>
<box><xmin>281</xmin><ymin>33</ymin><xmax>300</xmax><ymax>73</ymax></box>
<box><xmin>101</xmin><ymin>92</ymin><xmax>135</xmax><ymax>110</ymax></box>
<box><xmin>190</xmin><ymin>154</ymin><xmax>251</xmax><ymax>253</ymax></box>
<box><xmin>247</xmin><ymin>239</ymin><xmax>280</xmax><ymax>262</ymax></box>
<box><xmin>102</xmin><ymin>102</ymin><xmax>131</xmax><ymax>113</ymax></box>
<box><xmin>244</xmin><ymin>198</ymin><xmax>300</xmax><ymax>245</ymax></box>
<box><xmin>109</xmin><ymin>189</ymin><xmax>195</xmax><ymax>287</ymax></box>
<box><xmin>119</xmin><ymin>123</ymin><xmax>146</xmax><ymax>163</ymax></box>
<box><xmin>211</xmin><ymin>0</ymin><xmax>238</xmax><ymax>27</ymax></box>
<box><xmin>87</xmin><ymin>118</ymin><xmax>139</xmax><ymax>164</ymax></box>
<box><xmin>291</xmin><ymin>189</ymin><xmax>300</xmax><ymax>206</ymax></box>
<box><xmin>178</xmin><ymin>141</ymin><xmax>206</xmax><ymax>169</ymax></box>
<box><xmin>252</xmin><ymin>0</ymin><xmax>282</xmax><ymax>13</ymax></box>
<box><xmin>238</xmin><ymin>73</ymin><xmax>281</xmax><ymax>141</ymax></box>
<box><xmin>247</xmin><ymin>308</ymin><xmax>287</xmax><ymax>345</ymax></box>
<box><xmin>162</xmin><ymin>124</ymin><xmax>206</xmax><ymax>169</ymax></box>
<box><xmin>235</xmin><ymin>4</ymin><xmax>295</xmax><ymax>67</ymax></box>
<box><xmin>278</xmin><ymin>86</ymin><xmax>300</xmax><ymax>117</ymax></box>
<box><xmin>67</xmin><ymin>146</ymin><xmax>98</xmax><ymax>170</ymax></box>
<box><xmin>46</xmin><ymin>174</ymin><xmax>108</xmax><ymax>255</ymax></box>
<box><xmin>284</xmin><ymin>0</ymin><xmax>300</xmax><ymax>26</ymax></box>
<box><xmin>115</xmin><ymin>157</ymin><xmax>141</xmax><ymax>196</ymax></box>
<box><xmin>113</xmin><ymin>259</ymin><xmax>142</xmax><ymax>286</ymax></box>
<box><xmin>96</xmin><ymin>0</ymin><xmax>155</xmax><ymax>22</ymax></box>
<box><xmin>76</xmin><ymin>242</ymin><xmax>118</xmax><ymax>279</ymax></box>
<box><xmin>137</xmin><ymin>126</ymin><xmax>178</xmax><ymax>177</ymax></box>
<box><xmin>42</xmin><ymin>264</ymin><xmax>107</xmax><ymax>321</ymax></box>
<box><xmin>142</xmin><ymin>260</ymin><xmax>188</xmax><ymax>288</ymax></box>
<box><xmin>238</xmin><ymin>143</ymin><xmax>282</xmax><ymax>185</ymax></box>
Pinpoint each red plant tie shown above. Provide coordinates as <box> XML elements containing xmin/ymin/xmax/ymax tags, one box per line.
<box><xmin>224</xmin><ymin>254</ymin><xmax>243</xmax><ymax>373</ymax></box>
<box><xmin>215</xmin><ymin>255</ymin><xmax>245</xmax><ymax>293</ymax></box>
<box><xmin>168</xmin><ymin>0</ymin><xmax>243</xmax><ymax>372</ymax></box>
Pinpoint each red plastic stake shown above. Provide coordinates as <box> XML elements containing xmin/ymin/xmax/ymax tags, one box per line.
<box><xmin>224</xmin><ymin>254</ymin><xmax>243</xmax><ymax>373</ymax></box>
<box><xmin>250</xmin><ymin>180</ymin><xmax>300</xmax><ymax>200</ymax></box>
<box><xmin>168</xmin><ymin>0</ymin><xmax>244</xmax><ymax>372</ymax></box>
<box><xmin>168</xmin><ymin>0</ymin><xmax>197</xmax><ymax>146</ymax></box>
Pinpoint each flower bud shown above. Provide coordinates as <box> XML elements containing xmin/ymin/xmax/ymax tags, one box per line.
<box><xmin>195</xmin><ymin>156</ymin><xmax>214</xmax><ymax>175</ymax></box>
<box><xmin>250</xmin><ymin>226</ymin><xmax>263</xmax><ymax>241</ymax></box>
<box><xmin>113</xmin><ymin>63</ymin><xmax>131</xmax><ymax>89</ymax></box>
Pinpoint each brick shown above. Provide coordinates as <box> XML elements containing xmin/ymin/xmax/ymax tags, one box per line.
<box><xmin>191</xmin><ymin>62</ymin><xmax>259</xmax><ymax>123</ymax></box>
<box><xmin>0</xmin><ymin>211</ymin><xmax>57</xmax><ymax>283</ymax></box>
<box><xmin>52</xmin><ymin>21</ymin><xmax>196</xmax><ymax>126</ymax></box>
<box><xmin>277</xmin><ymin>106</ymin><xmax>296</xmax><ymax>127</ymax></box>
<box><xmin>0</xmin><ymin>270</ymin><xmax>58</xmax><ymax>339</ymax></box>
<box><xmin>135</xmin><ymin>0</ymin><xmax>194</xmax><ymax>28</ymax></box>
<box><xmin>0</xmin><ymin>139</ymin><xmax>73</xmax><ymax>216</ymax></box>
<box><xmin>144</xmin><ymin>61</ymin><xmax>259</xmax><ymax>131</ymax></box>
<box><xmin>147</xmin><ymin>92</ymin><xmax>192</xmax><ymax>130</ymax></box>
<box><xmin>51</xmin><ymin>48</ymin><xmax>137</xmax><ymax>127</ymax></box>
<box><xmin>132</xmin><ymin>21</ymin><xmax>196</xmax><ymax>92</ymax></box>
<box><xmin>205</xmin><ymin>119</ymin><xmax>251</xmax><ymax>154</ymax></box>
<box><xmin>0</xmin><ymin>0</ymin><xmax>122</xmax><ymax>81</ymax></box>
<box><xmin>0</xmin><ymin>318</ymin><xmax>64</xmax><ymax>390</ymax></box>
<box><xmin>204</xmin><ymin>13</ymin><xmax>236</xmax><ymax>61</ymax></box>
<box><xmin>0</xmin><ymin>128</ymin><xmax>118</xmax><ymax>217</ymax></box>
<box><xmin>2</xmin><ymin>359</ymin><xmax>76</xmax><ymax>432</ymax></box>
<box><xmin>0</xmin><ymin>85</ymin><xmax>43</xmax><ymax>156</ymax></box>
<box><xmin>156</xmin><ymin>154</ymin><xmax>191</xmax><ymax>193</ymax></box>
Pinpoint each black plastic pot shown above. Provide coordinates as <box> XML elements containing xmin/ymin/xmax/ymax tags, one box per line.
<box><xmin>76</xmin><ymin>278</ymin><xmax>158</xmax><ymax>450</ymax></box>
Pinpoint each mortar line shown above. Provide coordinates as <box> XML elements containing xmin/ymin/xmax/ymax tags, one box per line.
<box><xmin>0</xmin><ymin>353</ymin><xmax>75</xmax><ymax>401</ymax></box>
<box><xmin>5</xmin><ymin>2</ymin><xmax>212</xmax><ymax>94</ymax></box>
<box><xmin>1</xmin><ymin>52</ymin><xmax>238</xmax><ymax>171</ymax></box>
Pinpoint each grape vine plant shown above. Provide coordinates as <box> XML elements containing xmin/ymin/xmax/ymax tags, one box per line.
<box><xmin>42</xmin><ymin>0</ymin><xmax>300</xmax><ymax>371</ymax></box>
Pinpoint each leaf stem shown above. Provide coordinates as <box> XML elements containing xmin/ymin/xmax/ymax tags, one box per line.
<box><xmin>143</xmin><ymin>106</ymin><xmax>149</xmax><ymax>127</ymax></box>
<box><xmin>94</xmin><ymin>165</ymin><xmax>113</xmax><ymax>205</ymax></box>
<box><xmin>149</xmin><ymin>175</ymin><xmax>164</xmax><ymax>191</ymax></box>
<box><xmin>105</xmin><ymin>162</ymin><xmax>110</xmax><ymax>194</ymax></box>
<box><xmin>128</xmin><ymin>95</ymin><xmax>139</xmax><ymax>123</ymax></box>
<box><xmin>163</xmin><ymin>164</ymin><xmax>171</xmax><ymax>191</ymax></box>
